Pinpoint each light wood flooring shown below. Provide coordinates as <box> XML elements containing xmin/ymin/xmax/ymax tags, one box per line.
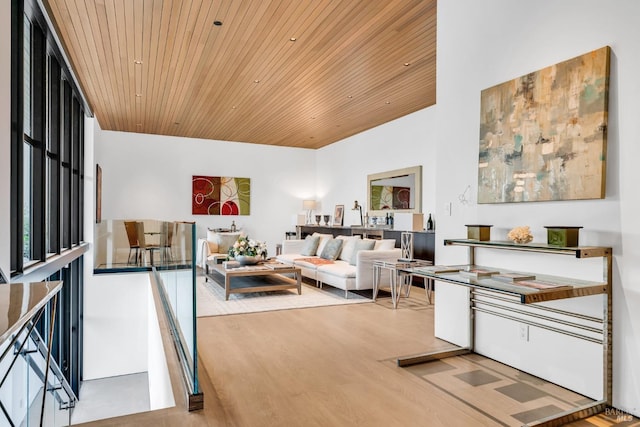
<box><xmin>77</xmin><ymin>290</ymin><xmax>638</xmax><ymax>426</ymax></box>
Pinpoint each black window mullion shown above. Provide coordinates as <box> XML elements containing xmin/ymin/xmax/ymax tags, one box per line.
<box><xmin>30</xmin><ymin>18</ymin><xmax>46</xmax><ymax>262</ymax></box>
<box><xmin>10</xmin><ymin>0</ymin><xmax>25</xmax><ymax>273</ymax></box>
<box><xmin>79</xmin><ymin>114</ymin><xmax>84</xmax><ymax>242</ymax></box>
<box><xmin>48</xmin><ymin>55</ymin><xmax>61</xmax><ymax>254</ymax></box>
<box><xmin>71</xmin><ymin>97</ymin><xmax>80</xmax><ymax>245</ymax></box>
<box><xmin>62</xmin><ymin>79</ymin><xmax>71</xmax><ymax>249</ymax></box>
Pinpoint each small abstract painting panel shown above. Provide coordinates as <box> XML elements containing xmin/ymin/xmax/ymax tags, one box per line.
<box><xmin>371</xmin><ymin>185</ymin><xmax>411</xmax><ymax>210</ymax></box>
<box><xmin>478</xmin><ymin>46</ymin><xmax>610</xmax><ymax>203</ymax></box>
<box><xmin>192</xmin><ymin>176</ymin><xmax>251</xmax><ymax>215</ymax></box>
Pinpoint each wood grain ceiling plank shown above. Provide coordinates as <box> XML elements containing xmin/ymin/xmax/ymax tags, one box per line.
<box><xmin>75</xmin><ymin>0</ymin><xmax>121</xmax><ymax>129</ymax></box>
<box><xmin>45</xmin><ymin>1</ymin><xmax>97</xmax><ymax>115</ymax></box>
<box><xmin>133</xmin><ymin>0</ymin><xmax>144</xmax><ymax>129</ymax></box>
<box><xmin>140</xmin><ymin>0</ymin><xmax>162</xmax><ymax>133</ymax></box>
<box><xmin>160</xmin><ymin>0</ymin><xmax>216</xmax><ymax>132</ymax></box>
<box><xmin>148</xmin><ymin>0</ymin><xmax>183</xmax><ymax>135</ymax></box>
<box><xmin>101</xmin><ymin>0</ymin><xmax>128</xmax><ymax>130</ymax></box>
<box><xmin>185</xmin><ymin>1</ymin><xmax>275</xmax><ymax>138</ymax></box>
<box><xmin>155</xmin><ymin>0</ymin><xmax>197</xmax><ymax>131</ymax></box>
<box><xmin>122</xmin><ymin>0</ymin><xmax>138</xmax><ymax>131</ymax></box>
<box><xmin>162</xmin><ymin>0</ymin><xmax>223</xmax><ymax>136</ymax></box>
<box><xmin>180</xmin><ymin>0</ymin><xmax>245</xmax><ymax>126</ymax></box>
<box><xmin>53</xmin><ymin>0</ymin><xmax>113</xmax><ymax>126</ymax></box>
<box><xmin>66</xmin><ymin>1</ymin><xmax>118</xmax><ymax>130</ymax></box>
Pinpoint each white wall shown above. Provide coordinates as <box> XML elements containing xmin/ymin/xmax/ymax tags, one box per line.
<box><xmin>94</xmin><ymin>126</ymin><xmax>316</xmax><ymax>256</ymax></box>
<box><xmin>83</xmin><ymin>272</ymin><xmax>150</xmax><ymax>380</ymax></box>
<box><xmin>435</xmin><ymin>0</ymin><xmax>640</xmax><ymax>414</ymax></box>
<box><xmin>316</xmin><ymin>108</ymin><xmax>438</xmax><ymax>224</ymax></box>
<box><xmin>0</xmin><ymin>0</ymin><xmax>11</xmax><ymax>277</ymax></box>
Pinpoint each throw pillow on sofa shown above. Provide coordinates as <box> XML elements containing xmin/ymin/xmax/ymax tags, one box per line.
<box><xmin>320</xmin><ymin>239</ymin><xmax>343</xmax><ymax>260</ymax></box>
<box><xmin>300</xmin><ymin>235</ymin><xmax>320</xmax><ymax>256</ymax></box>
<box><xmin>206</xmin><ymin>229</ymin><xmax>219</xmax><ymax>253</ymax></box>
<box><xmin>374</xmin><ymin>239</ymin><xmax>396</xmax><ymax>250</ymax></box>
<box><xmin>337</xmin><ymin>235</ymin><xmax>361</xmax><ymax>262</ymax></box>
<box><xmin>313</xmin><ymin>233</ymin><xmax>334</xmax><ymax>255</ymax></box>
<box><xmin>350</xmin><ymin>240</ymin><xmax>376</xmax><ymax>265</ymax></box>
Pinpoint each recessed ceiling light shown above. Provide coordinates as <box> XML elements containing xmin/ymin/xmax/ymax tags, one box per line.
<box><xmin>213</xmin><ymin>20</ymin><xmax>223</xmax><ymax>26</ymax></box>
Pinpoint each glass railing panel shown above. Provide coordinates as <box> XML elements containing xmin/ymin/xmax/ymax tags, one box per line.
<box><xmin>95</xmin><ymin>219</ymin><xmax>194</xmax><ymax>272</ymax></box>
<box><xmin>0</xmin><ymin>282</ymin><xmax>75</xmax><ymax>427</ymax></box>
<box><xmin>93</xmin><ymin>219</ymin><xmax>200</xmax><ymax>400</ymax></box>
<box><xmin>154</xmin><ymin>222</ymin><xmax>199</xmax><ymax>396</ymax></box>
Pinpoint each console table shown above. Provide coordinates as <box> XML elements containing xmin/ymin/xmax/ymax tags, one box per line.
<box><xmin>398</xmin><ymin>239</ymin><xmax>612</xmax><ymax>426</ymax></box>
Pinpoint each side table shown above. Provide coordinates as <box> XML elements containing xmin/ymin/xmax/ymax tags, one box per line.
<box><xmin>373</xmin><ymin>259</ymin><xmax>432</xmax><ymax>308</ymax></box>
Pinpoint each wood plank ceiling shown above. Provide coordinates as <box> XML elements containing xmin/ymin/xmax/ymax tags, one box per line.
<box><xmin>44</xmin><ymin>0</ymin><xmax>436</xmax><ymax>149</ymax></box>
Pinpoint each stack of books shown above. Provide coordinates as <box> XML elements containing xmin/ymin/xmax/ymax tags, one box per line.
<box><xmin>264</xmin><ymin>262</ymin><xmax>292</xmax><ymax>270</ymax></box>
<box><xmin>458</xmin><ymin>268</ymin><xmax>499</xmax><ymax>278</ymax></box>
<box><xmin>492</xmin><ymin>272</ymin><xmax>536</xmax><ymax>282</ymax></box>
<box><xmin>223</xmin><ymin>260</ymin><xmax>241</xmax><ymax>269</ymax></box>
<box><xmin>414</xmin><ymin>265</ymin><xmax>461</xmax><ymax>274</ymax></box>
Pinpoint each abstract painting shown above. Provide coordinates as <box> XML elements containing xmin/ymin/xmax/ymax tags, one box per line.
<box><xmin>478</xmin><ymin>46</ymin><xmax>610</xmax><ymax>203</ymax></box>
<box><xmin>370</xmin><ymin>185</ymin><xmax>411</xmax><ymax>210</ymax></box>
<box><xmin>192</xmin><ymin>176</ymin><xmax>251</xmax><ymax>215</ymax></box>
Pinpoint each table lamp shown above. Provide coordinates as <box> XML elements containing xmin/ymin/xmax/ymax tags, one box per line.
<box><xmin>302</xmin><ymin>200</ymin><xmax>316</xmax><ymax>225</ymax></box>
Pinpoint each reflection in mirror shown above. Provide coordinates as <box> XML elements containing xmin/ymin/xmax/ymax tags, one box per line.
<box><xmin>367</xmin><ymin>166</ymin><xmax>422</xmax><ymax>215</ymax></box>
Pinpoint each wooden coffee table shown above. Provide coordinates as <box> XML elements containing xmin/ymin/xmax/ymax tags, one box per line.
<box><xmin>205</xmin><ymin>262</ymin><xmax>302</xmax><ymax>300</ymax></box>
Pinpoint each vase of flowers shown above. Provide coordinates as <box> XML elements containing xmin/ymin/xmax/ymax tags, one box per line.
<box><xmin>228</xmin><ymin>236</ymin><xmax>268</xmax><ymax>265</ymax></box>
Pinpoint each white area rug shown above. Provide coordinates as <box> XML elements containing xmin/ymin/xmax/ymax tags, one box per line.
<box><xmin>197</xmin><ymin>275</ymin><xmax>370</xmax><ymax>317</ymax></box>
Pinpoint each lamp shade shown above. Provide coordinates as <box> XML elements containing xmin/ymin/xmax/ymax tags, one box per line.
<box><xmin>302</xmin><ymin>199</ymin><xmax>316</xmax><ymax>210</ymax></box>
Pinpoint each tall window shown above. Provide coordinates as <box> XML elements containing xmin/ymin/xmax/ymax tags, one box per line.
<box><xmin>11</xmin><ymin>0</ymin><xmax>89</xmax><ymax>398</ymax></box>
<box><xmin>11</xmin><ymin>0</ymin><xmax>86</xmax><ymax>273</ymax></box>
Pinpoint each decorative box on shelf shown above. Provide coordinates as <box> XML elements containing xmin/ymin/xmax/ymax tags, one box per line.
<box><xmin>544</xmin><ymin>226</ymin><xmax>583</xmax><ymax>247</ymax></box>
<box><xmin>465</xmin><ymin>224</ymin><xmax>493</xmax><ymax>241</ymax></box>
<box><xmin>394</xmin><ymin>213</ymin><xmax>424</xmax><ymax>232</ymax></box>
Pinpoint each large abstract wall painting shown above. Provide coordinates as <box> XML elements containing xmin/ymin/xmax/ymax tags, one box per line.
<box><xmin>478</xmin><ymin>46</ymin><xmax>610</xmax><ymax>203</ymax></box>
<box><xmin>192</xmin><ymin>176</ymin><xmax>251</xmax><ymax>215</ymax></box>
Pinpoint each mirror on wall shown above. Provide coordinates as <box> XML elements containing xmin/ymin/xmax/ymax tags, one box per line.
<box><xmin>367</xmin><ymin>165</ymin><xmax>422</xmax><ymax>215</ymax></box>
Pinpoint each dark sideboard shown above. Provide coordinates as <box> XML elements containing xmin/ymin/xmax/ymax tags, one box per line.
<box><xmin>296</xmin><ymin>225</ymin><xmax>435</xmax><ymax>263</ymax></box>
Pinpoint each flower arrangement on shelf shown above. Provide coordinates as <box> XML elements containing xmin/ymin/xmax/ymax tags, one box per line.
<box><xmin>228</xmin><ymin>235</ymin><xmax>268</xmax><ymax>260</ymax></box>
<box><xmin>507</xmin><ymin>226</ymin><xmax>533</xmax><ymax>244</ymax></box>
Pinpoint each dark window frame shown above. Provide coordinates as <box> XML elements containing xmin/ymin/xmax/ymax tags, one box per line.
<box><xmin>11</xmin><ymin>0</ymin><xmax>89</xmax><ymax>397</ymax></box>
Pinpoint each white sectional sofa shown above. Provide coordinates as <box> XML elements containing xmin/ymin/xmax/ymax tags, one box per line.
<box><xmin>276</xmin><ymin>233</ymin><xmax>401</xmax><ymax>297</ymax></box>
